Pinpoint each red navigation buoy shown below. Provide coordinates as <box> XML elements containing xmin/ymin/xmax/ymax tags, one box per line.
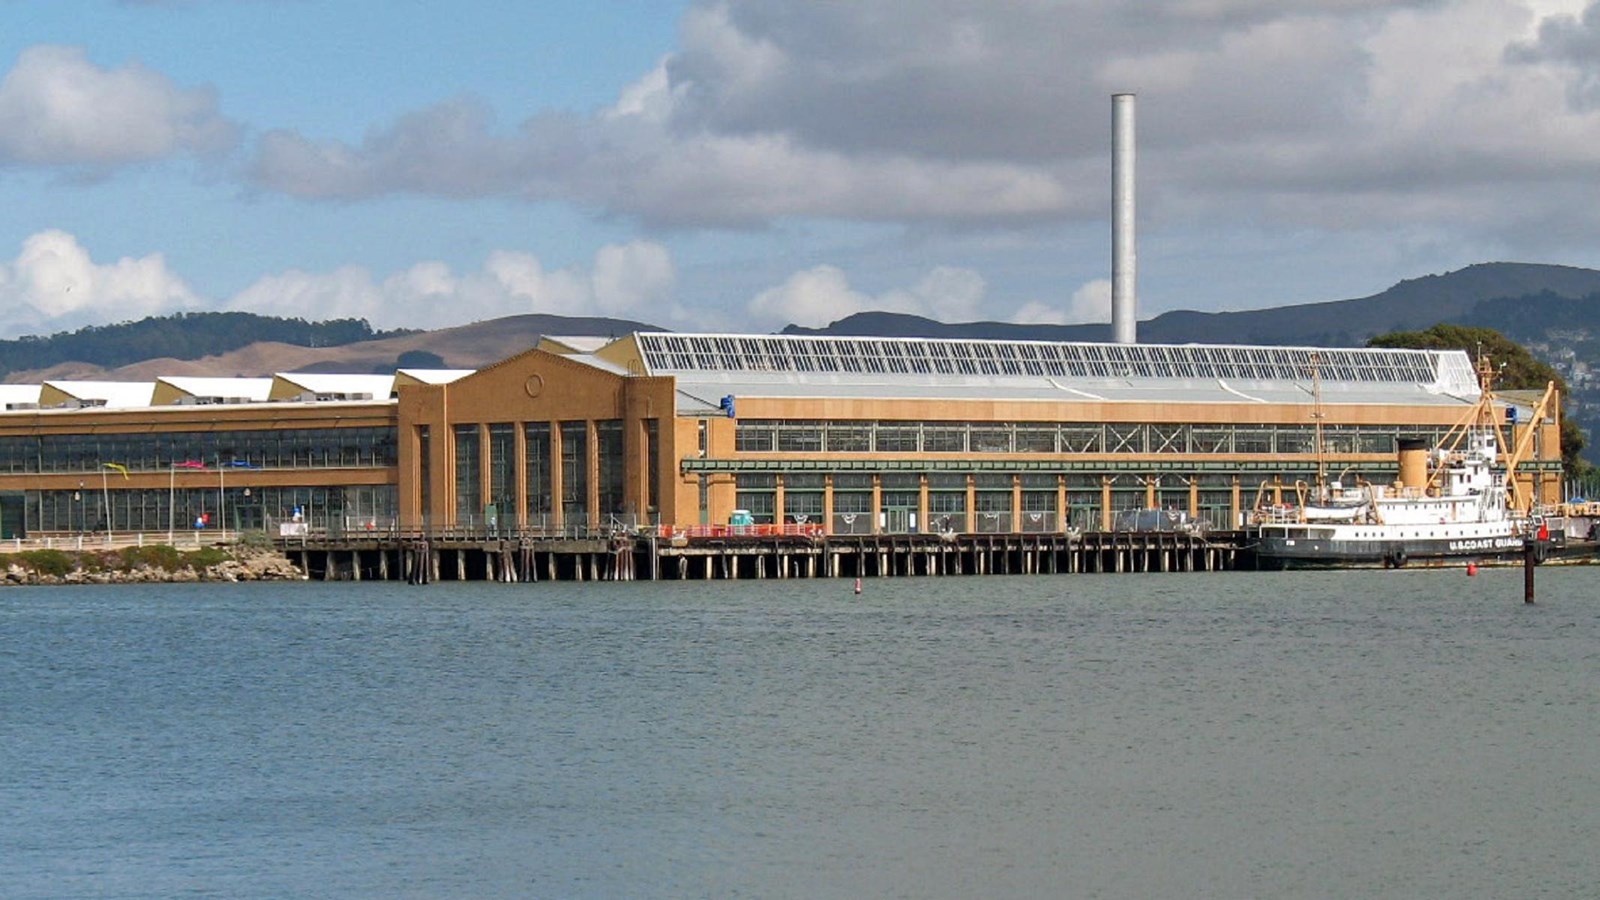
<box><xmin>1466</xmin><ymin>562</ymin><xmax>1478</xmax><ymax>576</ymax></box>
<box><xmin>854</xmin><ymin>577</ymin><xmax>862</xmax><ymax>595</ymax></box>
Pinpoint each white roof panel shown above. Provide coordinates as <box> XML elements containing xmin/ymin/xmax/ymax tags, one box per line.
<box><xmin>44</xmin><ymin>381</ymin><xmax>157</xmax><ymax>409</ymax></box>
<box><xmin>0</xmin><ymin>384</ymin><xmax>41</xmax><ymax>406</ymax></box>
<box><xmin>275</xmin><ymin>373</ymin><xmax>396</xmax><ymax>397</ymax></box>
<box><xmin>560</xmin><ymin>353</ymin><xmax>631</xmax><ymax>376</ymax></box>
<box><xmin>397</xmin><ymin>368</ymin><xmax>474</xmax><ymax>384</ymax></box>
<box><xmin>542</xmin><ymin>335</ymin><xmax>612</xmax><ymax>353</ymax></box>
<box><xmin>158</xmin><ymin>376</ymin><xmax>274</xmax><ymax>401</ymax></box>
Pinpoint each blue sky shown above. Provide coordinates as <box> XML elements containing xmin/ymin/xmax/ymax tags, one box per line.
<box><xmin>2</xmin><ymin>0</ymin><xmax>1600</xmax><ymax>339</ymax></box>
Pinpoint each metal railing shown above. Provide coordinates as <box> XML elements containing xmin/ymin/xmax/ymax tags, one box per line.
<box><xmin>0</xmin><ymin>530</ymin><xmax>233</xmax><ymax>551</ymax></box>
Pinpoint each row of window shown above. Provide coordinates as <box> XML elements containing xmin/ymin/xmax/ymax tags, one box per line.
<box><xmin>731</xmin><ymin>468</ymin><xmax>1299</xmax><ymax>534</ymax></box>
<box><xmin>24</xmin><ymin>485</ymin><xmax>397</xmax><ymax>534</ymax></box>
<box><xmin>732</xmin><ymin>420</ymin><xmax>1452</xmax><ymax>456</ymax></box>
<box><xmin>733</xmin><ymin>472</ymin><xmax>1312</xmax><ymax>490</ymax></box>
<box><xmin>733</xmin><ymin>487</ymin><xmax>1244</xmax><ymax>531</ymax></box>
<box><xmin>0</xmin><ymin>428</ymin><xmax>398</xmax><ymax>474</ymax></box>
<box><xmin>449</xmin><ymin>420</ymin><xmax>655</xmax><ymax>525</ymax></box>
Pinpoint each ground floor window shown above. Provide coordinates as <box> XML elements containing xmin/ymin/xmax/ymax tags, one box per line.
<box><xmin>24</xmin><ymin>485</ymin><xmax>398</xmax><ymax>536</ymax></box>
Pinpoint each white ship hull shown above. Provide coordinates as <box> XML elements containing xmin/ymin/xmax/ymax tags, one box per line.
<box><xmin>1255</xmin><ymin>519</ymin><xmax>1527</xmax><ymax>569</ymax></box>
<box><xmin>1249</xmin><ymin>357</ymin><xmax>1558</xmax><ymax>569</ymax></box>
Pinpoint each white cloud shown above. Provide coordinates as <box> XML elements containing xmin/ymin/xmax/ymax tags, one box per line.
<box><xmin>476</xmin><ymin>251</ymin><xmax>592</xmax><ymax>316</ymax></box>
<box><xmin>224</xmin><ymin>240</ymin><xmax>680</xmax><ymax>330</ymax></box>
<box><xmin>238</xmin><ymin>0</ymin><xmax>1600</xmax><ymax>255</ymax></box>
<box><xmin>1507</xmin><ymin>0</ymin><xmax>1600</xmax><ymax>109</ymax></box>
<box><xmin>748</xmin><ymin>265</ymin><xmax>868</xmax><ymax>328</ymax></box>
<box><xmin>0</xmin><ymin>229</ymin><xmax>1032</xmax><ymax>339</ymax></box>
<box><xmin>0</xmin><ymin>230</ymin><xmax>200</xmax><ymax>336</ymax></box>
<box><xmin>747</xmin><ymin>264</ymin><xmax>989</xmax><ymax>329</ymax></box>
<box><xmin>226</xmin><ymin>266</ymin><xmax>387</xmax><ymax>325</ymax></box>
<box><xmin>249</xmin><ymin>98</ymin><xmax>1073</xmax><ymax>226</ymax></box>
<box><xmin>1014</xmin><ymin>279</ymin><xmax>1111</xmax><ymax>326</ymax></box>
<box><xmin>591</xmin><ymin>241</ymin><xmax>677</xmax><ymax>315</ymax></box>
<box><xmin>0</xmin><ymin>230</ymin><xmax>682</xmax><ymax>338</ymax></box>
<box><xmin>604</xmin><ymin>58</ymin><xmax>683</xmax><ymax>124</ymax></box>
<box><xmin>0</xmin><ymin>229</ymin><xmax>1094</xmax><ymax>337</ymax></box>
<box><xmin>0</xmin><ymin>45</ymin><xmax>235</xmax><ymax>166</ymax></box>
<box><xmin>884</xmin><ymin>267</ymin><xmax>987</xmax><ymax>322</ymax></box>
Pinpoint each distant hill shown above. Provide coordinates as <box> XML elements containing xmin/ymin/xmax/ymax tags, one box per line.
<box><xmin>12</xmin><ymin>262</ymin><xmax>1599</xmax><ymax>378</ymax></box>
<box><xmin>9</xmin><ymin>262</ymin><xmax>1600</xmax><ymax>463</ymax></box>
<box><xmin>783</xmin><ymin>263</ymin><xmax>1600</xmax><ymax>347</ymax></box>
<box><xmin>2</xmin><ymin>313</ymin><xmax>663</xmax><ymax>383</ymax></box>
<box><xmin>781</xmin><ymin>261</ymin><xmax>1600</xmax><ymax>465</ymax></box>
<box><xmin>0</xmin><ymin>312</ymin><xmax>414</xmax><ymax>381</ymax></box>
<box><xmin>13</xmin><ymin>263</ymin><xmax>1596</xmax><ymax>381</ymax></box>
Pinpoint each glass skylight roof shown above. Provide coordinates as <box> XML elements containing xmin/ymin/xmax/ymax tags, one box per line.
<box><xmin>637</xmin><ymin>333</ymin><xmax>1478</xmax><ymax>393</ymax></box>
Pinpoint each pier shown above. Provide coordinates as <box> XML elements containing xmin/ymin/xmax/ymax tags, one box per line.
<box><xmin>276</xmin><ymin>527</ymin><xmax>1250</xmax><ymax>583</ymax></box>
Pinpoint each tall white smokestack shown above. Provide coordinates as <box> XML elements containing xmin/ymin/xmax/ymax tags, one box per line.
<box><xmin>1111</xmin><ymin>92</ymin><xmax>1137</xmax><ymax>344</ymax></box>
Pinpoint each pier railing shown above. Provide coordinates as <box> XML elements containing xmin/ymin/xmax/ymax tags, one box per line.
<box><xmin>274</xmin><ymin>525</ymin><xmax>1250</xmax><ymax>583</ymax></box>
<box><xmin>272</xmin><ymin>521</ymin><xmax>832</xmax><ymax>545</ymax></box>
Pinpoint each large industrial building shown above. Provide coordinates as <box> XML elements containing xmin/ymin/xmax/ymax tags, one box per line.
<box><xmin>0</xmin><ymin>332</ymin><xmax>1564</xmax><ymax>540</ymax></box>
<box><xmin>5</xmin><ymin>93</ymin><xmax>1555</xmax><ymax>544</ymax></box>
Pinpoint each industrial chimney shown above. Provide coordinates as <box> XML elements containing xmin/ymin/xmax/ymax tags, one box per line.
<box><xmin>1111</xmin><ymin>93</ymin><xmax>1137</xmax><ymax>344</ymax></box>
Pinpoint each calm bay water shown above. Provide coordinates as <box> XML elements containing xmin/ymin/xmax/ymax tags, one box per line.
<box><xmin>3</xmin><ymin>570</ymin><xmax>1599</xmax><ymax>899</ymax></box>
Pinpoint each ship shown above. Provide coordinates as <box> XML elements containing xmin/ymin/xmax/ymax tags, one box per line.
<box><xmin>1251</xmin><ymin>358</ymin><xmax>1557</xmax><ymax>569</ymax></box>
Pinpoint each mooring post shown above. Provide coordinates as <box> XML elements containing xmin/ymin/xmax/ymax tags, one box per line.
<box><xmin>1523</xmin><ymin>538</ymin><xmax>1537</xmax><ymax>604</ymax></box>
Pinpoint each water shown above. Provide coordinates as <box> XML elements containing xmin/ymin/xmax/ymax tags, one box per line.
<box><xmin>4</xmin><ymin>570</ymin><xmax>1598</xmax><ymax>899</ymax></box>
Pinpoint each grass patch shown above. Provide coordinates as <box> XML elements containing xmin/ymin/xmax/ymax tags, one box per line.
<box><xmin>0</xmin><ymin>543</ymin><xmax>243</xmax><ymax>578</ymax></box>
<box><xmin>183</xmin><ymin>547</ymin><xmax>233</xmax><ymax>569</ymax></box>
<box><xmin>118</xmin><ymin>545</ymin><xmax>183</xmax><ymax>572</ymax></box>
<box><xmin>13</xmin><ymin>549</ymin><xmax>77</xmax><ymax>577</ymax></box>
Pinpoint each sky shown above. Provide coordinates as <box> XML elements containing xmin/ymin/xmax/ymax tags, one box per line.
<box><xmin>1</xmin><ymin>0</ymin><xmax>1599</xmax><ymax>340</ymax></box>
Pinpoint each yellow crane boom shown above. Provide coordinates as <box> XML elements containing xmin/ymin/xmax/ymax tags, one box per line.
<box><xmin>1501</xmin><ymin>380</ymin><xmax>1559</xmax><ymax>515</ymax></box>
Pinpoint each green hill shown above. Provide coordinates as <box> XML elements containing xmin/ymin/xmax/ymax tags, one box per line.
<box><xmin>783</xmin><ymin>262</ymin><xmax>1600</xmax><ymax>346</ymax></box>
<box><xmin>0</xmin><ymin>312</ymin><xmax>417</xmax><ymax>380</ymax></box>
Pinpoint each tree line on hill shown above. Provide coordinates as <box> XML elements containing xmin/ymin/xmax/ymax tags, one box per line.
<box><xmin>1367</xmin><ymin>324</ymin><xmax>1586</xmax><ymax>475</ymax></box>
<box><xmin>0</xmin><ymin>312</ymin><xmax>415</xmax><ymax>380</ymax></box>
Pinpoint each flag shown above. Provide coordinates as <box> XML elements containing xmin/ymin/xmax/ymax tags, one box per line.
<box><xmin>175</xmin><ymin>460</ymin><xmax>206</xmax><ymax>469</ymax></box>
<box><xmin>103</xmin><ymin>462</ymin><xmax>129</xmax><ymax>478</ymax></box>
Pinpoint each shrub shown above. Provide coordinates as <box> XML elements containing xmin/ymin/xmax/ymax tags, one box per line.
<box><xmin>236</xmin><ymin>530</ymin><xmax>274</xmax><ymax>551</ymax></box>
<box><xmin>17</xmin><ymin>549</ymin><xmax>77</xmax><ymax>577</ymax></box>
<box><xmin>184</xmin><ymin>547</ymin><xmax>232</xmax><ymax>569</ymax></box>
<box><xmin>119</xmin><ymin>545</ymin><xmax>182</xmax><ymax>572</ymax></box>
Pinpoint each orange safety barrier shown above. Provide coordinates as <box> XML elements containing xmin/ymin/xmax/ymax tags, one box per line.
<box><xmin>659</xmin><ymin>523</ymin><xmax>825</xmax><ymax>539</ymax></box>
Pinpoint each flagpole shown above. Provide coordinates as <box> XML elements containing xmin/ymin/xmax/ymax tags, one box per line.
<box><xmin>169</xmin><ymin>463</ymin><xmax>175</xmax><ymax>543</ymax></box>
<box><xmin>101</xmin><ymin>465</ymin><xmax>110</xmax><ymax>535</ymax></box>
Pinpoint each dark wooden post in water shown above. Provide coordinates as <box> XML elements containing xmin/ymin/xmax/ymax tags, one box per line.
<box><xmin>1523</xmin><ymin>538</ymin><xmax>1537</xmax><ymax>604</ymax></box>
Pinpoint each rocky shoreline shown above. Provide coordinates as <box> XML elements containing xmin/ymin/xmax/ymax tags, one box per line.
<box><xmin>1</xmin><ymin>545</ymin><xmax>307</xmax><ymax>586</ymax></box>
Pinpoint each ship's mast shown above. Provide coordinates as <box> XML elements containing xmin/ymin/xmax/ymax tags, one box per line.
<box><xmin>1478</xmin><ymin>354</ymin><xmax>1505</xmax><ymax>469</ymax></box>
<box><xmin>1309</xmin><ymin>351</ymin><xmax>1326</xmax><ymax>496</ymax></box>
<box><xmin>1477</xmin><ymin>353</ymin><xmax>1498</xmax><ymax>428</ymax></box>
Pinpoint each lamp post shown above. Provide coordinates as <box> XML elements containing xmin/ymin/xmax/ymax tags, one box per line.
<box><xmin>75</xmin><ymin>482</ymin><xmax>84</xmax><ymax>535</ymax></box>
<box><xmin>219</xmin><ymin>461</ymin><xmax>226</xmax><ymax>541</ymax></box>
<box><xmin>168</xmin><ymin>463</ymin><xmax>176</xmax><ymax>543</ymax></box>
<box><xmin>101</xmin><ymin>466</ymin><xmax>111</xmax><ymax>535</ymax></box>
